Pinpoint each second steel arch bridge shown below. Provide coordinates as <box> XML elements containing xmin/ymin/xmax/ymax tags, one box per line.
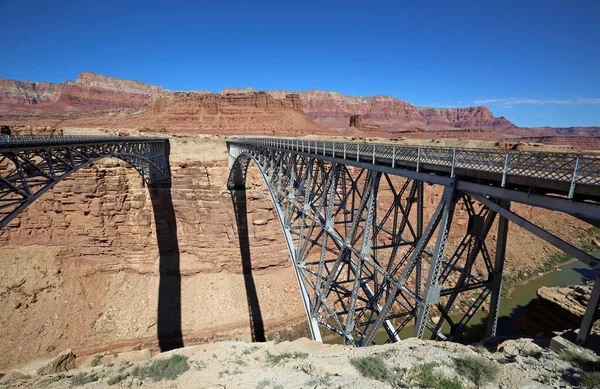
<box><xmin>227</xmin><ymin>137</ymin><xmax>600</xmax><ymax>346</ymax></box>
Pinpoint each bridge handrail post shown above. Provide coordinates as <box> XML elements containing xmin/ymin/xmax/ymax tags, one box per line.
<box><xmin>372</xmin><ymin>144</ymin><xmax>375</xmax><ymax>164</ymax></box>
<box><xmin>569</xmin><ymin>157</ymin><xmax>581</xmax><ymax>199</ymax></box>
<box><xmin>451</xmin><ymin>149</ymin><xmax>457</xmax><ymax>178</ymax></box>
<box><xmin>392</xmin><ymin>146</ymin><xmax>396</xmax><ymax>168</ymax></box>
<box><xmin>417</xmin><ymin>148</ymin><xmax>421</xmax><ymax>172</ymax></box>
<box><xmin>501</xmin><ymin>152</ymin><xmax>510</xmax><ymax>187</ymax></box>
<box><xmin>333</xmin><ymin>142</ymin><xmax>335</xmax><ymax>158</ymax></box>
<box><xmin>357</xmin><ymin>144</ymin><xmax>360</xmax><ymax>162</ymax></box>
<box><xmin>344</xmin><ymin>143</ymin><xmax>347</xmax><ymax>159</ymax></box>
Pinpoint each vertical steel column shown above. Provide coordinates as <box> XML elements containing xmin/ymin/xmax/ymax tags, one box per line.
<box><xmin>577</xmin><ymin>271</ymin><xmax>600</xmax><ymax>344</ymax></box>
<box><xmin>487</xmin><ymin>199</ymin><xmax>510</xmax><ymax>338</ymax></box>
<box><xmin>416</xmin><ymin>181</ymin><xmax>424</xmax><ymax>297</ymax></box>
<box><xmin>414</xmin><ymin>186</ymin><xmax>457</xmax><ymax>339</ymax></box>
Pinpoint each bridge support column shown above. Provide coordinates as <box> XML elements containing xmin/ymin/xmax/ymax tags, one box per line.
<box><xmin>577</xmin><ymin>272</ymin><xmax>600</xmax><ymax>345</ymax></box>
<box><xmin>487</xmin><ymin>199</ymin><xmax>510</xmax><ymax>338</ymax></box>
<box><xmin>414</xmin><ymin>186</ymin><xmax>457</xmax><ymax>339</ymax></box>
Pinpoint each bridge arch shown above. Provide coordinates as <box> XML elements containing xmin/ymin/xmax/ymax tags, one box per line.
<box><xmin>227</xmin><ymin>137</ymin><xmax>600</xmax><ymax>346</ymax></box>
<box><xmin>0</xmin><ymin>136</ymin><xmax>182</xmax><ymax>353</ymax></box>
<box><xmin>228</xmin><ymin>150</ymin><xmax>323</xmax><ymax>342</ymax></box>
<box><xmin>0</xmin><ymin>137</ymin><xmax>171</xmax><ymax>230</ymax></box>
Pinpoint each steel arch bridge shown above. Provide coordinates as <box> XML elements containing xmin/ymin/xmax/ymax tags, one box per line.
<box><xmin>0</xmin><ymin>135</ymin><xmax>171</xmax><ymax>230</ymax></box>
<box><xmin>227</xmin><ymin>137</ymin><xmax>600</xmax><ymax>346</ymax></box>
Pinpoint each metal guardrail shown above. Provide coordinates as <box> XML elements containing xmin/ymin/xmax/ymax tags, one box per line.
<box><xmin>0</xmin><ymin>135</ymin><xmax>169</xmax><ymax>146</ymax></box>
<box><xmin>228</xmin><ymin>137</ymin><xmax>600</xmax><ymax>199</ymax></box>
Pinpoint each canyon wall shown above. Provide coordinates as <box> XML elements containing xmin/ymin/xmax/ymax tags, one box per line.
<box><xmin>269</xmin><ymin>90</ymin><xmax>516</xmax><ymax>132</ymax></box>
<box><xmin>0</xmin><ymin>72</ymin><xmax>168</xmax><ymax>115</ymax></box>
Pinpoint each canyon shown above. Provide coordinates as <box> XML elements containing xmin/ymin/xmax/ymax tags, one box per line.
<box><xmin>0</xmin><ymin>133</ymin><xmax>594</xmax><ymax>371</ymax></box>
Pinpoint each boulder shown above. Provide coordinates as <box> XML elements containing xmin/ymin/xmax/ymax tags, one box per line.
<box><xmin>36</xmin><ymin>349</ymin><xmax>76</xmax><ymax>375</ymax></box>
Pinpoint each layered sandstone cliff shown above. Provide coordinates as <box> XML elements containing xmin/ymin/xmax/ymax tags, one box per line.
<box><xmin>39</xmin><ymin>92</ymin><xmax>330</xmax><ymax>136</ymax></box>
<box><xmin>269</xmin><ymin>90</ymin><xmax>516</xmax><ymax>132</ymax></box>
<box><xmin>0</xmin><ymin>72</ymin><xmax>168</xmax><ymax>115</ymax></box>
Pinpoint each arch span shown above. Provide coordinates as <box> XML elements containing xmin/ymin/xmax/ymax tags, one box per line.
<box><xmin>0</xmin><ymin>136</ymin><xmax>182</xmax><ymax>352</ymax></box>
<box><xmin>228</xmin><ymin>150</ymin><xmax>323</xmax><ymax>342</ymax></box>
<box><xmin>0</xmin><ymin>136</ymin><xmax>171</xmax><ymax>230</ymax></box>
<box><xmin>226</xmin><ymin>138</ymin><xmax>600</xmax><ymax>347</ymax></box>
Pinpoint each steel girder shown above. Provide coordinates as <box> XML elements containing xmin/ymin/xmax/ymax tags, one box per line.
<box><xmin>227</xmin><ymin>140</ymin><xmax>600</xmax><ymax>346</ymax></box>
<box><xmin>0</xmin><ymin>137</ymin><xmax>171</xmax><ymax>230</ymax></box>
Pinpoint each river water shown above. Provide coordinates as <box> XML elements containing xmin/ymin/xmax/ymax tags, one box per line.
<box><xmin>325</xmin><ymin>259</ymin><xmax>595</xmax><ymax>344</ymax></box>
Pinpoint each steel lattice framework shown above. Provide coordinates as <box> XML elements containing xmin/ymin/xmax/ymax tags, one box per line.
<box><xmin>0</xmin><ymin>135</ymin><xmax>171</xmax><ymax>230</ymax></box>
<box><xmin>227</xmin><ymin>137</ymin><xmax>600</xmax><ymax>346</ymax></box>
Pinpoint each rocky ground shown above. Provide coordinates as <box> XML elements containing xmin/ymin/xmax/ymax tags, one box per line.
<box><xmin>2</xmin><ymin>334</ymin><xmax>600</xmax><ymax>389</ymax></box>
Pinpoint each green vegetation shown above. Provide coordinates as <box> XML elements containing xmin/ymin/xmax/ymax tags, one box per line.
<box><xmin>581</xmin><ymin>371</ymin><xmax>600</xmax><ymax>388</ymax></box>
<box><xmin>107</xmin><ymin>372</ymin><xmax>129</xmax><ymax>385</ymax></box>
<box><xmin>218</xmin><ymin>368</ymin><xmax>241</xmax><ymax>378</ymax></box>
<box><xmin>90</xmin><ymin>354</ymin><xmax>103</xmax><ymax>367</ymax></box>
<box><xmin>559</xmin><ymin>348</ymin><xmax>600</xmax><ymax>372</ymax></box>
<box><xmin>409</xmin><ymin>362</ymin><xmax>462</xmax><ymax>389</ymax></box>
<box><xmin>265</xmin><ymin>351</ymin><xmax>309</xmax><ymax>365</ymax></box>
<box><xmin>350</xmin><ymin>355</ymin><xmax>390</xmax><ymax>381</ymax></box>
<box><xmin>455</xmin><ymin>356</ymin><xmax>498</xmax><ymax>386</ymax></box>
<box><xmin>131</xmin><ymin>354</ymin><xmax>189</xmax><ymax>382</ymax></box>
<box><xmin>70</xmin><ymin>372</ymin><xmax>99</xmax><ymax>386</ymax></box>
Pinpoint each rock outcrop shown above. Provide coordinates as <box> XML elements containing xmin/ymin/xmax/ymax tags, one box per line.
<box><xmin>514</xmin><ymin>284</ymin><xmax>599</xmax><ymax>336</ymax></box>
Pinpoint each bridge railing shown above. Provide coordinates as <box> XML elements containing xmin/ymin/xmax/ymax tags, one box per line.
<box><xmin>228</xmin><ymin>137</ymin><xmax>600</xmax><ymax>198</ymax></box>
<box><xmin>0</xmin><ymin>135</ymin><xmax>169</xmax><ymax>146</ymax></box>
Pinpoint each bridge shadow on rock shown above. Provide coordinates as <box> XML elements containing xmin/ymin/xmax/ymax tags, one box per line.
<box><xmin>231</xmin><ymin>187</ymin><xmax>266</xmax><ymax>342</ymax></box>
<box><xmin>150</xmin><ymin>188</ymin><xmax>184</xmax><ymax>351</ymax></box>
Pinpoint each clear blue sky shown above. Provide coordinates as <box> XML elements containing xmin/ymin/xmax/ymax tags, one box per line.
<box><xmin>1</xmin><ymin>0</ymin><xmax>599</xmax><ymax>127</ymax></box>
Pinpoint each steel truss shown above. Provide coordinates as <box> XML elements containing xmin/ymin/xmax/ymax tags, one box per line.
<box><xmin>227</xmin><ymin>139</ymin><xmax>600</xmax><ymax>346</ymax></box>
<box><xmin>0</xmin><ymin>136</ymin><xmax>171</xmax><ymax>229</ymax></box>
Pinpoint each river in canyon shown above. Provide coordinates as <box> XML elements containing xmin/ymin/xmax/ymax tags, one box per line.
<box><xmin>325</xmin><ymin>258</ymin><xmax>596</xmax><ymax>345</ymax></box>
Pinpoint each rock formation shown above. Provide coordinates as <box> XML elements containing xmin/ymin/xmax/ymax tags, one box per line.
<box><xmin>0</xmin><ymin>72</ymin><xmax>168</xmax><ymax>115</ymax></box>
<box><xmin>514</xmin><ymin>284</ymin><xmax>599</xmax><ymax>336</ymax></box>
<box><xmin>269</xmin><ymin>90</ymin><xmax>517</xmax><ymax>133</ymax></box>
<box><xmin>349</xmin><ymin>114</ymin><xmax>362</xmax><ymax>128</ymax></box>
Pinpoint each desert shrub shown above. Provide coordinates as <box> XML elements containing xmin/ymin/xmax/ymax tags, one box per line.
<box><xmin>456</xmin><ymin>355</ymin><xmax>498</xmax><ymax>386</ymax></box>
<box><xmin>559</xmin><ymin>349</ymin><xmax>600</xmax><ymax>371</ymax></box>
<box><xmin>265</xmin><ymin>351</ymin><xmax>309</xmax><ymax>365</ymax></box>
<box><xmin>90</xmin><ymin>354</ymin><xmax>102</xmax><ymax>367</ymax></box>
<box><xmin>70</xmin><ymin>372</ymin><xmax>99</xmax><ymax>386</ymax></box>
<box><xmin>107</xmin><ymin>372</ymin><xmax>129</xmax><ymax>385</ymax></box>
<box><xmin>581</xmin><ymin>371</ymin><xmax>600</xmax><ymax>388</ymax></box>
<box><xmin>350</xmin><ymin>355</ymin><xmax>389</xmax><ymax>381</ymax></box>
<box><xmin>131</xmin><ymin>354</ymin><xmax>189</xmax><ymax>381</ymax></box>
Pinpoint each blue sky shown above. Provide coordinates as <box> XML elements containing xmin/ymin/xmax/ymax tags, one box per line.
<box><xmin>1</xmin><ymin>0</ymin><xmax>599</xmax><ymax>127</ymax></box>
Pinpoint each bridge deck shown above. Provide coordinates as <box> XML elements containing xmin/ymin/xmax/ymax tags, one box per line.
<box><xmin>227</xmin><ymin>137</ymin><xmax>600</xmax><ymax>202</ymax></box>
<box><xmin>0</xmin><ymin>135</ymin><xmax>169</xmax><ymax>151</ymax></box>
